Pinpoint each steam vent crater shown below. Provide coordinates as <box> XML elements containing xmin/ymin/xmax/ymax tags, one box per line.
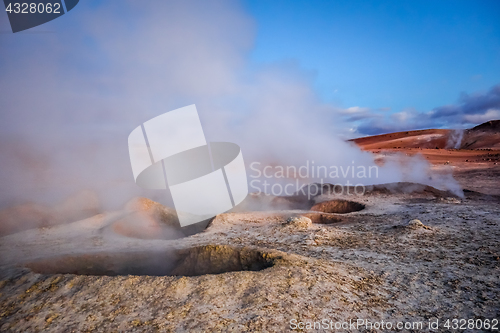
<box><xmin>310</xmin><ymin>199</ymin><xmax>365</xmax><ymax>214</ymax></box>
<box><xmin>25</xmin><ymin>245</ymin><xmax>276</xmax><ymax>277</ymax></box>
<box><xmin>301</xmin><ymin>213</ymin><xmax>343</xmax><ymax>225</ymax></box>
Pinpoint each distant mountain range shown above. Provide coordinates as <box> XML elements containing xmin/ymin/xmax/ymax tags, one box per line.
<box><xmin>350</xmin><ymin>120</ymin><xmax>500</xmax><ymax>150</ymax></box>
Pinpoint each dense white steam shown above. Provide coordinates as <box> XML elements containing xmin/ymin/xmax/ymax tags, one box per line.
<box><xmin>446</xmin><ymin>129</ymin><xmax>465</xmax><ymax>149</ymax></box>
<box><xmin>0</xmin><ymin>0</ymin><xmax>462</xmax><ymax>215</ymax></box>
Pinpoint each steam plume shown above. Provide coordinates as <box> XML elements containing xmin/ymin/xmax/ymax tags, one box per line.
<box><xmin>0</xmin><ymin>0</ymin><xmax>463</xmax><ymax>216</ymax></box>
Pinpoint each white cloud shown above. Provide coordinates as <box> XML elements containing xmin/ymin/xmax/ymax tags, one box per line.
<box><xmin>0</xmin><ymin>0</ymin><xmax>463</xmax><ymax>207</ymax></box>
<box><xmin>392</xmin><ymin>108</ymin><xmax>422</xmax><ymax>123</ymax></box>
<box><xmin>463</xmin><ymin>109</ymin><xmax>500</xmax><ymax>124</ymax></box>
<box><xmin>343</xmin><ymin>106</ymin><xmax>370</xmax><ymax>114</ymax></box>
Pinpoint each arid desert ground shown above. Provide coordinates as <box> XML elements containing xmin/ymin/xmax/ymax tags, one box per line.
<box><xmin>1</xmin><ymin>121</ymin><xmax>499</xmax><ymax>332</ymax></box>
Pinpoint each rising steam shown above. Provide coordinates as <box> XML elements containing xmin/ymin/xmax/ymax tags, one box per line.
<box><xmin>446</xmin><ymin>129</ymin><xmax>465</xmax><ymax>149</ymax></box>
<box><xmin>0</xmin><ymin>0</ymin><xmax>463</xmax><ymax>223</ymax></box>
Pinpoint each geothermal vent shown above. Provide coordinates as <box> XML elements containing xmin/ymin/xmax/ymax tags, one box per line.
<box><xmin>300</xmin><ymin>199</ymin><xmax>365</xmax><ymax>224</ymax></box>
<box><xmin>310</xmin><ymin>200</ymin><xmax>365</xmax><ymax>214</ymax></box>
<box><xmin>24</xmin><ymin>245</ymin><xmax>276</xmax><ymax>277</ymax></box>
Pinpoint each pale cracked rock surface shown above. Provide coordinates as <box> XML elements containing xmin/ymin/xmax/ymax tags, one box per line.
<box><xmin>0</xmin><ymin>184</ymin><xmax>499</xmax><ymax>332</ymax></box>
<box><xmin>283</xmin><ymin>216</ymin><xmax>312</xmax><ymax>229</ymax></box>
<box><xmin>406</xmin><ymin>219</ymin><xmax>432</xmax><ymax>230</ymax></box>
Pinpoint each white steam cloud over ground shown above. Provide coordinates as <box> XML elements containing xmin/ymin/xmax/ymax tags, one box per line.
<box><xmin>0</xmin><ymin>0</ymin><xmax>462</xmax><ymax>212</ymax></box>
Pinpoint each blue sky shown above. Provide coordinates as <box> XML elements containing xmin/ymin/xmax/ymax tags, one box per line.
<box><xmin>1</xmin><ymin>0</ymin><xmax>499</xmax><ymax>137</ymax></box>
<box><xmin>243</xmin><ymin>0</ymin><xmax>500</xmax><ymax>133</ymax></box>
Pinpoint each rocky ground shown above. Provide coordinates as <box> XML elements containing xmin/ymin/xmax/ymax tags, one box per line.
<box><xmin>0</xmin><ymin>180</ymin><xmax>499</xmax><ymax>332</ymax></box>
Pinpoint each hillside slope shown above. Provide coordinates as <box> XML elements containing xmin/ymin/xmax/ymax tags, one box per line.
<box><xmin>350</xmin><ymin>120</ymin><xmax>500</xmax><ymax>150</ymax></box>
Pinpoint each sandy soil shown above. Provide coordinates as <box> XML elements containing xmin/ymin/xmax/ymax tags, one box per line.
<box><xmin>1</xmin><ymin>121</ymin><xmax>499</xmax><ymax>332</ymax></box>
<box><xmin>0</xmin><ymin>184</ymin><xmax>499</xmax><ymax>332</ymax></box>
